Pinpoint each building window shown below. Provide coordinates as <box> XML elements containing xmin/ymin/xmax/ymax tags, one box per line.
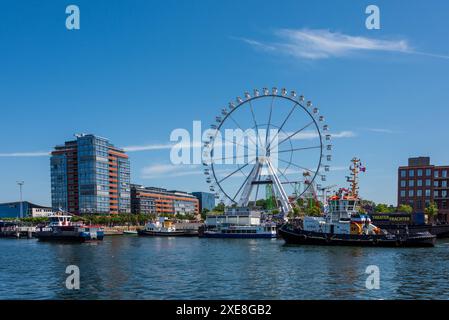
<box><xmin>417</xmin><ymin>180</ymin><xmax>423</xmax><ymax>187</ymax></box>
<box><xmin>425</xmin><ymin>189</ymin><xmax>431</xmax><ymax>197</ymax></box>
<box><xmin>409</xmin><ymin>190</ymin><xmax>414</xmax><ymax>197</ymax></box>
<box><xmin>435</xmin><ymin>171</ymin><xmax>439</xmax><ymax>178</ymax></box>
<box><xmin>417</xmin><ymin>169</ymin><xmax>423</xmax><ymax>177</ymax></box>
<box><xmin>400</xmin><ymin>170</ymin><xmax>406</xmax><ymax>178</ymax></box>
<box><xmin>442</xmin><ymin>181</ymin><xmax>448</xmax><ymax>188</ymax></box>
<box><xmin>416</xmin><ymin>201</ymin><xmax>423</xmax><ymax>210</ymax></box>
<box><xmin>434</xmin><ymin>181</ymin><xmax>439</xmax><ymax>187</ymax></box>
<box><xmin>443</xmin><ymin>170</ymin><xmax>448</xmax><ymax>178</ymax></box>
<box><xmin>409</xmin><ymin>180</ymin><xmax>415</xmax><ymax>187</ymax></box>
<box><xmin>434</xmin><ymin>190</ymin><xmax>439</xmax><ymax>198</ymax></box>
<box><xmin>417</xmin><ymin>189</ymin><xmax>422</xmax><ymax>197</ymax></box>
<box><xmin>400</xmin><ymin>190</ymin><xmax>406</xmax><ymax>197</ymax></box>
<box><xmin>409</xmin><ymin>170</ymin><xmax>415</xmax><ymax>177</ymax></box>
<box><xmin>426</xmin><ymin>179</ymin><xmax>431</xmax><ymax>187</ymax></box>
<box><xmin>442</xmin><ymin>190</ymin><xmax>448</xmax><ymax>198</ymax></box>
<box><xmin>426</xmin><ymin>169</ymin><xmax>431</xmax><ymax>176</ymax></box>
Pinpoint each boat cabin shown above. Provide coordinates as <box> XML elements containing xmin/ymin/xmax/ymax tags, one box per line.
<box><xmin>48</xmin><ymin>213</ymin><xmax>73</xmax><ymax>227</ymax></box>
<box><xmin>205</xmin><ymin>207</ymin><xmax>262</xmax><ymax>227</ymax></box>
<box><xmin>328</xmin><ymin>195</ymin><xmax>358</xmax><ymax>222</ymax></box>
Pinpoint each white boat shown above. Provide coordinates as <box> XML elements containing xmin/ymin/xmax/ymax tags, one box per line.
<box><xmin>200</xmin><ymin>207</ymin><xmax>277</xmax><ymax>238</ymax></box>
<box><xmin>138</xmin><ymin>217</ymin><xmax>198</xmax><ymax>237</ymax></box>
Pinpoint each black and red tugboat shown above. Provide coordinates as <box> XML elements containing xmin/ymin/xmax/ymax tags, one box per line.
<box><xmin>279</xmin><ymin>158</ymin><xmax>436</xmax><ymax>247</ymax></box>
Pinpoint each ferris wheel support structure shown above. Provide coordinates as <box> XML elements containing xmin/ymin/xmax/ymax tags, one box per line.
<box><xmin>237</xmin><ymin>156</ymin><xmax>293</xmax><ymax>215</ymax></box>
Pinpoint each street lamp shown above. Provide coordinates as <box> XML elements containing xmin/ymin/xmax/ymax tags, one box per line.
<box><xmin>17</xmin><ymin>181</ymin><xmax>24</xmax><ymax>219</ymax></box>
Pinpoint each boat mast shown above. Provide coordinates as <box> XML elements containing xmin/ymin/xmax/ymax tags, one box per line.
<box><xmin>347</xmin><ymin>157</ymin><xmax>361</xmax><ymax>198</ymax></box>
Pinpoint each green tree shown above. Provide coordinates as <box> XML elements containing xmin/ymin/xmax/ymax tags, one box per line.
<box><xmin>375</xmin><ymin>203</ymin><xmax>394</xmax><ymax>213</ymax></box>
<box><xmin>201</xmin><ymin>208</ymin><xmax>209</xmax><ymax>220</ymax></box>
<box><xmin>305</xmin><ymin>205</ymin><xmax>322</xmax><ymax>217</ymax></box>
<box><xmin>425</xmin><ymin>202</ymin><xmax>438</xmax><ymax>224</ymax></box>
<box><xmin>397</xmin><ymin>204</ymin><xmax>413</xmax><ymax>214</ymax></box>
<box><xmin>255</xmin><ymin>199</ymin><xmax>267</xmax><ymax>209</ymax></box>
<box><xmin>296</xmin><ymin>198</ymin><xmax>305</xmax><ymax>207</ymax></box>
<box><xmin>213</xmin><ymin>202</ymin><xmax>225</xmax><ymax>212</ymax></box>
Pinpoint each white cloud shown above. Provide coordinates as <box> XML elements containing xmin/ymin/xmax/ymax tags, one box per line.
<box><xmin>365</xmin><ymin>128</ymin><xmax>395</xmax><ymax>134</ymax></box>
<box><xmin>123</xmin><ymin>143</ymin><xmax>173</xmax><ymax>152</ymax></box>
<box><xmin>141</xmin><ymin>164</ymin><xmax>202</xmax><ymax>179</ymax></box>
<box><xmin>330</xmin><ymin>131</ymin><xmax>356</xmax><ymax>138</ymax></box>
<box><xmin>0</xmin><ymin>151</ymin><xmax>50</xmax><ymax>157</ymax></box>
<box><xmin>241</xmin><ymin>28</ymin><xmax>449</xmax><ymax>60</ymax></box>
<box><xmin>279</xmin><ymin>130</ymin><xmax>356</xmax><ymax>140</ymax></box>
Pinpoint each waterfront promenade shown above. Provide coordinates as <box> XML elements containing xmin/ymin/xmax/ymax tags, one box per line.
<box><xmin>1</xmin><ymin>236</ymin><xmax>449</xmax><ymax>300</ymax></box>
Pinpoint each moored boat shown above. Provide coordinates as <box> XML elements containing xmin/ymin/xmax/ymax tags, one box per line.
<box><xmin>279</xmin><ymin>223</ymin><xmax>435</xmax><ymax>247</ymax></box>
<box><xmin>138</xmin><ymin>217</ymin><xmax>198</xmax><ymax>237</ymax></box>
<box><xmin>199</xmin><ymin>207</ymin><xmax>277</xmax><ymax>239</ymax></box>
<box><xmin>279</xmin><ymin>158</ymin><xmax>436</xmax><ymax>247</ymax></box>
<box><xmin>35</xmin><ymin>213</ymin><xmax>104</xmax><ymax>242</ymax></box>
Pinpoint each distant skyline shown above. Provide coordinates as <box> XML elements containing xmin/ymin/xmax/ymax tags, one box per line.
<box><xmin>1</xmin><ymin>0</ymin><xmax>449</xmax><ymax>206</ymax></box>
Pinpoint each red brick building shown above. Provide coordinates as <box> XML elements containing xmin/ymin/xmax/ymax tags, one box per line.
<box><xmin>398</xmin><ymin>157</ymin><xmax>449</xmax><ymax>222</ymax></box>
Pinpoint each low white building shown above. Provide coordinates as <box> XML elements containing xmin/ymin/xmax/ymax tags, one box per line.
<box><xmin>31</xmin><ymin>207</ymin><xmax>54</xmax><ymax>218</ymax></box>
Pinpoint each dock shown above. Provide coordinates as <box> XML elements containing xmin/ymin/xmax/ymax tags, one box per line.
<box><xmin>0</xmin><ymin>226</ymin><xmax>35</xmax><ymax>238</ymax></box>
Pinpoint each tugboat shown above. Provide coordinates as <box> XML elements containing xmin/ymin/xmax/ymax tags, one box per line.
<box><xmin>138</xmin><ymin>217</ymin><xmax>198</xmax><ymax>237</ymax></box>
<box><xmin>35</xmin><ymin>212</ymin><xmax>104</xmax><ymax>242</ymax></box>
<box><xmin>279</xmin><ymin>158</ymin><xmax>436</xmax><ymax>247</ymax></box>
<box><xmin>199</xmin><ymin>207</ymin><xmax>277</xmax><ymax>239</ymax></box>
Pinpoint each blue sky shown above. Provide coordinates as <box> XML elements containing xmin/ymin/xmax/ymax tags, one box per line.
<box><xmin>1</xmin><ymin>0</ymin><xmax>449</xmax><ymax>206</ymax></box>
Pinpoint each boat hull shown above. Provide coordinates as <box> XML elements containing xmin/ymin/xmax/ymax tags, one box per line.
<box><xmin>279</xmin><ymin>225</ymin><xmax>436</xmax><ymax>247</ymax></box>
<box><xmin>35</xmin><ymin>228</ymin><xmax>104</xmax><ymax>242</ymax></box>
<box><xmin>35</xmin><ymin>234</ymin><xmax>104</xmax><ymax>242</ymax></box>
<box><xmin>200</xmin><ymin>232</ymin><xmax>276</xmax><ymax>239</ymax></box>
<box><xmin>137</xmin><ymin>229</ymin><xmax>198</xmax><ymax>237</ymax></box>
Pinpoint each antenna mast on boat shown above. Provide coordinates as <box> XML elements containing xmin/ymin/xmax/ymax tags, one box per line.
<box><xmin>347</xmin><ymin>157</ymin><xmax>363</xmax><ymax>198</ymax></box>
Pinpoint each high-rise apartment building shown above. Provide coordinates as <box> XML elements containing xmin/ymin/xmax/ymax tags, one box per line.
<box><xmin>398</xmin><ymin>157</ymin><xmax>449</xmax><ymax>222</ymax></box>
<box><xmin>51</xmin><ymin>134</ymin><xmax>130</xmax><ymax>214</ymax></box>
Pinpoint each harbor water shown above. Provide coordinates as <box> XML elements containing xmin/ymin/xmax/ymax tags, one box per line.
<box><xmin>1</xmin><ymin>236</ymin><xmax>449</xmax><ymax>300</ymax></box>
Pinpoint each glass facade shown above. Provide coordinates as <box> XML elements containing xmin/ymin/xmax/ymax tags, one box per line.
<box><xmin>50</xmin><ymin>154</ymin><xmax>68</xmax><ymax>211</ymax></box>
<box><xmin>77</xmin><ymin>135</ymin><xmax>110</xmax><ymax>214</ymax></box>
<box><xmin>117</xmin><ymin>157</ymin><xmax>131</xmax><ymax>213</ymax></box>
<box><xmin>50</xmin><ymin>134</ymin><xmax>130</xmax><ymax>215</ymax></box>
<box><xmin>192</xmin><ymin>192</ymin><xmax>216</xmax><ymax>212</ymax></box>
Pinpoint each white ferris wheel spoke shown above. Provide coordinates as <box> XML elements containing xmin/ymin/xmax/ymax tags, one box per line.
<box><xmin>277</xmin><ymin>121</ymin><xmax>315</xmax><ymax>146</ymax></box>
<box><xmin>276</xmin><ymin>146</ymin><xmax>322</xmax><ymax>154</ymax></box>
<box><xmin>266</xmin><ymin>100</ymin><xmax>299</xmax><ymax>152</ymax></box>
<box><xmin>264</xmin><ymin>96</ymin><xmax>275</xmax><ymax>149</ymax></box>
<box><xmin>217</xmin><ymin>162</ymin><xmax>251</xmax><ymax>184</ymax></box>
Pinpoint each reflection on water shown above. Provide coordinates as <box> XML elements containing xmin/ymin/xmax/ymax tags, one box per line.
<box><xmin>0</xmin><ymin>237</ymin><xmax>449</xmax><ymax>300</ymax></box>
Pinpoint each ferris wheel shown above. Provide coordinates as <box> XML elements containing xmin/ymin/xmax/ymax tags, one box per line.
<box><xmin>203</xmin><ymin>87</ymin><xmax>332</xmax><ymax>217</ymax></box>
